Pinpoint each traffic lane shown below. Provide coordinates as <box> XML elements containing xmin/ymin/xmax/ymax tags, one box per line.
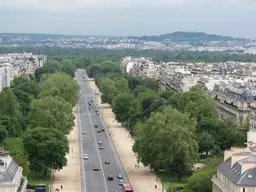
<box><xmin>80</xmin><ymin>112</ymin><xmax>106</xmax><ymax>191</ymax></box>
<box><xmin>91</xmin><ymin>114</ymin><xmax>125</xmax><ymax>190</ymax></box>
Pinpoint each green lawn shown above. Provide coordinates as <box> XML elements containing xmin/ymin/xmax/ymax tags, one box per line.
<box><xmin>3</xmin><ymin>137</ymin><xmax>24</xmax><ymax>154</ymax></box>
<box><xmin>156</xmin><ymin>171</ymin><xmax>188</xmax><ymax>190</ymax></box>
<box><xmin>27</xmin><ymin>171</ymin><xmax>51</xmax><ymax>187</ymax></box>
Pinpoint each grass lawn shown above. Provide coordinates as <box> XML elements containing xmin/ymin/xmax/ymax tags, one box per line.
<box><xmin>156</xmin><ymin>171</ymin><xmax>188</xmax><ymax>190</ymax></box>
<box><xmin>27</xmin><ymin>171</ymin><xmax>51</xmax><ymax>187</ymax></box>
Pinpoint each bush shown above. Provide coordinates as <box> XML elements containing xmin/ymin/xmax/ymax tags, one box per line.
<box><xmin>183</xmin><ymin>168</ymin><xmax>216</xmax><ymax>192</ymax></box>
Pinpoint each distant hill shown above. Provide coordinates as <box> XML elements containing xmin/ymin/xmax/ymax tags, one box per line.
<box><xmin>128</xmin><ymin>31</ymin><xmax>248</xmax><ymax>43</ymax></box>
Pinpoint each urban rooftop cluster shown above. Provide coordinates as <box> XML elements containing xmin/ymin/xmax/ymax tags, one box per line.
<box><xmin>121</xmin><ymin>56</ymin><xmax>256</xmax><ymax>192</ymax></box>
<box><xmin>0</xmin><ymin>53</ymin><xmax>47</xmax><ymax>91</ymax></box>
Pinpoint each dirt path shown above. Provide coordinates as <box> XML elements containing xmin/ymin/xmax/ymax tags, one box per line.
<box><xmin>52</xmin><ymin>111</ymin><xmax>81</xmax><ymax>192</ymax></box>
<box><xmin>88</xmin><ymin>79</ymin><xmax>166</xmax><ymax>192</ymax></box>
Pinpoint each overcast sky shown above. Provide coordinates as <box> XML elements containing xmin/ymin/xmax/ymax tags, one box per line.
<box><xmin>0</xmin><ymin>0</ymin><xmax>256</xmax><ymax>38</ymax></box>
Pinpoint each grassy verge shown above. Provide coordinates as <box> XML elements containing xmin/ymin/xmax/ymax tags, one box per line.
<box><xmin>155</xmin><ymin>171</ymin><xmax>188</xmax><ymax>190</ymax></box>
<box><xmin>156</xmin><ymin>154</ymin><xmax>224</xmax><ymax>191</ymax></box>
<box><xmin>27</xmin><ymin>171</ymin><xmax>51</xmax><ymax>187</ymax></box>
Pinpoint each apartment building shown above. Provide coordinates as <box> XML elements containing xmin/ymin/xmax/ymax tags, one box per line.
<box><xmin>0</xmin><ymin>65</ymin><xmax>12</xmax><ymax>91</ymax></box>
<box><xmin>121</xmin><ymin>56</ymin><xmax>160</xmax><ymax>79</ymax></box>
<box><xmin>0</xmin><ymin>53</ymin><xmax>46</xmax><ymax>91</ymax></box>
<box><xmin>209</xmin><ymin>83</ymin><xmax>256</xmax><ymax>128</ymax></box>
<box><xmin>0</xmin><ymin>147</ymin><xmax>27</xmax><ymax>192</ymax></box>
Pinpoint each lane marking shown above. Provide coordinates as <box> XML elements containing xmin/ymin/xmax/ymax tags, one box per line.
<box><xmin>83</xmin><ymin>75</ymin><xmax>109</xmax><ymax>192</ymax></box>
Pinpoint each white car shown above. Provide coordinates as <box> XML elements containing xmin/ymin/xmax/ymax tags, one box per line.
<box><xmin>83</xmin><ymin>154</ymin><xmax>88</xmax><ymax>160</ymax></box>
<box><xmin>82</xmin><ymin>132</ymin><xmax>86</xmax><ymax>134</ymax></box>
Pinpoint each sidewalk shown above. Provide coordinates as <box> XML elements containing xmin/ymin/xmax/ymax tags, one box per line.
<box><xmin>88</xmin><ymin>79</ymin><xmax>166</xmax><ymax>192</ymax></box>
<box><xmin>52</xmin><ymin>111</ymin><xmax>81</xmax><ymax>192</ymax></box>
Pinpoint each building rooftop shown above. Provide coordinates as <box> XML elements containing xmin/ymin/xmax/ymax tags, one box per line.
<box><xmin>218</xmin><ymin>155</ymin><xmax>256</xmax><ymax>186</ymax></box>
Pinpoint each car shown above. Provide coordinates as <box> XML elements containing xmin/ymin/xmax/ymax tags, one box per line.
<box><xmin>98</xmin><ymin>141</ymin><xmax>102</xmax><ymax>145</ymax></box>
<box><xmin>91</xmin><ymin>100</ymin><xmax>93</xmax><ymax>102</ymax></box>
<box><xmin>95</xmin><ymin>110</ymin><xmax>98</xmax><ymax>113</ymax></box>
<box><xmin>82</xmin><ymin>132</ymin><xmax>86</xmax><ymax>134</ymax></box>
<box><xmin>101</xmin><ymin>129</ymin><xmax>105</xmax><ymax>132</ymax></box>
<box><xmin>104</xmin><ymin>160</ymin><xmax>110</xmax><ymax>164</ymax></box>
<box><xmin>99</xmin><ymin>146</ymin><xmax>104</xmax><ymax>150</ymax></box>
<box><xmin>117</xmin><ymin>173</ymin><xmax>123</xmax><ymax>179</ymax></box>
<box><xmin>94</xmin><ymin>125</ymin><xmax>98</xmax><ymax>128</ymax></box>
<box><xmin>118</xmin><ymin>179</ymin><xmax>124</xmax><ymax>185</ymax></box>
<box><xmin>97</xmin><ymin>130</ymin><xmax>101</xmax><ymax>133</ymax></box>
<box><xmin>93</xmin><ymin>166</ymin><xmax>99</xmax><ymax>171</ymax></box>
<box><xmin>96</xmin><ymin>113</ymin><xmax>99</xmax><ymax>115</ymax></box>
<box><xmin>83</xmin><ymin>154</ymin><xmax>88</xmax><ymax>160</ymax></box>
<box><xmin>107</xmin><ymin>175</ymin><xmax>113</xmax><ymax>181</ymax></box>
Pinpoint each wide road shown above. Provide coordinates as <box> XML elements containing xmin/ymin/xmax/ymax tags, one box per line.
<box><xmin>76</xmin><ymin>69</ymin><xmax>130</xmax><ymax>192</ymax></box>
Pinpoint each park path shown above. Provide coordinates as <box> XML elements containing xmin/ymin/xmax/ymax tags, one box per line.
<box><xmin>52</xmin><ymin>111</ymin><xmax>81</xmax><ymax>192</ymax></box>
<box><xmin>88</xmin><ymin>79</ymin><xmax>166</xmax><ymax>192</ymax></box>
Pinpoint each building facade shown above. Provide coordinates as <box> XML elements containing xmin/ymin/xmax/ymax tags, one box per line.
<box><xmin>0</xmin><ymin>148</ymin><xmax>27</xmax><ymax>192</ymax></box>
<box><xmin>212</xmin><ymin>102</ymin><xmax>256</xmax><ymax>192</ymax></box>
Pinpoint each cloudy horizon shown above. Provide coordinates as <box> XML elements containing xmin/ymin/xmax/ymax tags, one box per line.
<box><xmin>1</xmin><ymin>0</ymin><xmax>256</xmax><ymax>39</ymax></box>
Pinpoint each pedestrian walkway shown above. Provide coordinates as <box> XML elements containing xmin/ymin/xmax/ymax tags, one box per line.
<box><xmin>88</xmin><ymin>80</ymin><xmax>166</xmax><ymax>192</ymax></box>
<box><xmin>52</xmin><ymin>111</ymin><xmax>81</xmax><ymax>192</ymax></box>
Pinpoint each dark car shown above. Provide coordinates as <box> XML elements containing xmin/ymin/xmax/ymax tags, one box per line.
<box><xmin>95</xmin><ymin>110</ymin><xmax>98</xmax><ymax>113</ymax></box>
<box><xmin>91</xmin><ymin>100</ymin><xmax>93</xmax><ymax>102</ymax></box>
<box><xmin>97</xmin><ymin>130</ymin><xmax>101</xmax><ymax>133</ymax></box>
<box><xmin>104</xmin><ymin>160</ymin><xmax>110</xmax><ymax>164</ymax></box>
<box><xmin>107</xmin><ymin>175</ymin><xmax>113</xmax><ymax>181</ymax></box>
<box><xmin>117</xmin><ymin>173</ymin><xmax>123</xmax><ymax>179</ymax></box>
<box><xmin>96</xmin><ymin>113</ymin><xmax>99</xmax><ymax>115</ymax></box>
<box><xmin>101</xmin><ymin>129</ymin><xmax>105</xmax><ymax>132</ymax></box>
<box><xmin>93</xmin><ymin>166</ymin><xmax>99</xmax><ymax>171</ymax></box>
<box><xmin>94</xmin><ymin>125</ymin><xmax>98</xmax><ymax>128</ymax></box>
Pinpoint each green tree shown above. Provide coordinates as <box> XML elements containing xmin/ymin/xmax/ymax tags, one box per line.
<box><xmin>159</xmin><ymin>90</ymin><xmax>175</xmax><ymax>100</ymax></box>
<box><xmin>217</xmin><ymin>119</ymin><xmax>246</xmax><ymax>150</ymax></box>
<box><xmin>28</xmin><ymin>96</ymin><xmax>74</xmax><ymax>134</ymax></box>
<box><xmin>143</xmin><ymin>77</ymin><xmax>158</xmax><ymax>91</ymax></box>
<box><xmin>0</xmin><ymin>115</ymin><xmax>22</xmax><ymax>136</ymax></box>
<box><xmin>133</xmin><ymin>107</ymin><xmax>198</xmax><ymax>180</ymax></box>
<box><xmin>98</xmin><ymin>77</ymin><xmax>119</xmax><ymax>104</ymax></box>
<box><xmin>39</xmin><ymin>72</ymin><xmax>79</xmax><ymax>106</ymax></box>
<box><xmin>149</xmin><ymin>97</ymin><xmax>167</xmax><ymax>114</ymax></box>
<box><xmin>0</xmin><ymin>125</ymin><xmax>8</xmax><ymax>143</ymax></box>
<box><xmin>113</xmin><ymin>76</ymin><xmax>130</xmax><ymax>94</ymax></box>
<box><xmin>126</xmin><ymin>99</ymin><xmax>141</xmax><ymax>131</ymax></box>
<box><xmin>112</xmin><ymin>94</ymin><xmax>135</xmax><ymax>123</ymax></box>
<box><xmin>0</xmin><ymin>88</ymin><xmax>20</xmax><ymax>117</ymax></box>
<box><xmin>125</xmin><ymin>75</ymin><xmax>143</xmax><ymax>91</ymax></box>
<box><xmin>23</xmin><ymin>128</ymin><xmax>69</xmax><ymax>176</ymax></box>
<box><xmin>183</xmin><ymin>168</ymin><xmax>216</xmax><ymax>192</ymax></box>
<box><xmin>60</xmin><ymin>59</ymin><xmax>76</xmax><ymax>77</ymax></box>
<box><xmin>34</xmin><ymin>60</ymin><xmax>61</xmax><ymax>82</ymax></box>
<box><xmin>198</xmin><ymin>132</ymin><xmax>215</xmax><ymax>156</ymax></box>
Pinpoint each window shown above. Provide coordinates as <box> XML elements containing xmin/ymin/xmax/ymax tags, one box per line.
<box><xmin>0</xmin><ymin>160</ymin><xmax>4</xmax><ymax>166</ymax></box>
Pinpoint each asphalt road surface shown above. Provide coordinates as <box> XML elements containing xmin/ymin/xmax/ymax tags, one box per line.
<box><xmin>76</xmin><ymin>69</ymin><xmax>129</xmax><ymax>192</ymax></box>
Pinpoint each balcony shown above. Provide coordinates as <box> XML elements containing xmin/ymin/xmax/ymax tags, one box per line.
<box><xmin>211</xmin><ymin>175</ymin><xmax>231</xmax><ymax>192</ymax></box>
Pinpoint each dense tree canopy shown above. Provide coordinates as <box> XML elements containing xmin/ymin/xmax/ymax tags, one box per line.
<box><xmin>28</xmin><ymin>96</ymin><xmax>74</xmax><ymax>134</ymax></box>
<box><xmin>39</xmin><ymin>72</ymin><xmax>79</xmax><ymax>106</ymax></box>
<box><xmin>133</xmin><ymin>107</ymin><xmax>198</xmax><ymax>180</ymax></box>
<box><xmin>98</xmin><ymin>77</ymin><xmax>119</xmax><ymax>104</ymax></box>
<box><xmin>23</xmin><ymin>127</ymin><xmax>69</xmax><ymax>176</ymax></box>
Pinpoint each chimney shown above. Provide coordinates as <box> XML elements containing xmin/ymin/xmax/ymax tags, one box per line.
<box><xmin>241</xmin><ymin>160</ymin><xmax>256</xmax><ymax>174</ymax></box>
<box><xmin>224</xmin><ymin>149</ymin><xmax>234</xmax><ymax>161</ymax></box>
<box><xmin>231</xmin><ymin>152</ymin><xmax>251</xmax><ymax>167</ymax></box>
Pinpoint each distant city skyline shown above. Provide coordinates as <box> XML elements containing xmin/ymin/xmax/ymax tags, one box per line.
<box><xmin>0</xmin><ymin>0</ymin><xmax>256</xmax><ymax>39</ymax></box>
